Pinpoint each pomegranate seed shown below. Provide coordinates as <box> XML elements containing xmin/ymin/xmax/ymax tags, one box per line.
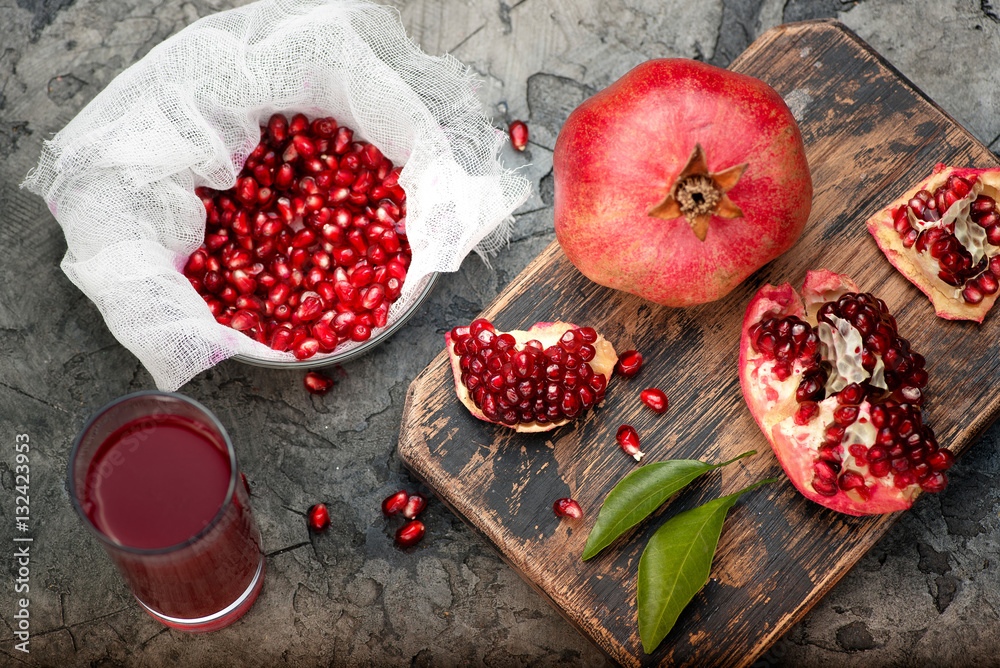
<box><xmin>794</xmin><ymin>401</ymin><xmax>819</xmax><ymax>425</ymax></box>
<box><xmin>333</xmin><ymin>127</ymin><xmax>353</xmax><ymax>154</ymax></box>
<box><xmin>268</xmin><ymin>113</ymin><xmax>288</xmax><ymax>144</ymax></box>
<box><xmin>270</xmin><ymin>327</ymin><xmax>294</xmax><ymax>351</ymax></box>
<box><xmin>382</xmin><ymin>490</ymin><xmax>408</xmax><ymax>516</ymax></box>
<box><xmin>614</xmin><ymin>350</ymin><xmax>643</xmax><ymax>378</ymax></box>
<box><xmin>963</xmin><ymin>283</ymin><xmax>984</xmax><ymax>304</ymax></box>
<box><xmin>616</xmin><ymin>425</ymin><xmax>644</xmax><ymax>461</ymax></box>
<box><xmin>553</xmin><ymin>498</ymin><xmax>583</xmax><ymax>519</ymax></box>
<box><xmin>295</xmin><ymin>293</ymin><xmax>324</xmax><ymax>322</ymax></box>
<box><xmin>294</xmin><ymin>337</ymin><xmax>320</xmax><ymax>360</ymax></box>
<box><xmin>926</xmin><ymin>449</ymin><xmax>954</xmax><ymax>471</ymax></box>
<box><xmin>395</xmin><ymin>520</ymin><xmax>425</xmax><ymax>548</ymax></box>
<box><xmin>402</xmin><ymin>493</ymin><xmax>428</xmax><ymax>519</ymax></box>
<box><xmin>304</xmin><ymin>371</ymin><xmax>334</xmax><ymax>395</ymax></box>
<box><xmin>311</xmin><ymin>117</ymin><xmax>337</xmax><ymax>137</ymax></box>
<box><xmin>308</xmin><ymin>503</ymin><xmax>330</xmax><ymax>532</ymax></box>
<box><xmin>920</xmin><ymin>472</ymin><xmax>947</xmax><ymax>493</ymax></box>
<box><xmin>509</xmin><ymin>120</ymin><xmax>528</xmax><ymax>151</ymax></box>
<box><xmin>640</xmin><ymin>388</ymin><xmax>669</xmax><ymax>413</ymax></box>
<box><xmin>241</xmin><ymin>472</ymin><xmax>251</xmax><ymax>495</ymax></box>
<box><xmin>185</xmin><ymin>250</ymin><xmax>207</xmax><ymax>276</ymax></box>
<box><xmin>230</xmin><ymin>309</ymin><xmax>259</xmax><ymax>331</ymax></box>
<box><xmin>350</xmin><ymin>324</ymin><xmax>371</xmax><ymax>342</ymax></box>
<box><xmin>833</xmin><ymin>405</ymin><xmax>859</xmax><ymax>426</ymax></box>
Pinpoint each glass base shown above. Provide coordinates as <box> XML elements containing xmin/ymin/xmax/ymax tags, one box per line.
<box><xmin>136</xmin><ymin>553</ymin><xmax>265</xmax><ymax>633</ymax></box>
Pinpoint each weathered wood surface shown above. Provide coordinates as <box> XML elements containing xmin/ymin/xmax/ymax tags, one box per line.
<box><xmin>398</xmin><ymin>20</ymin><xmax>1000</xmax><ymax>667</ymax></box>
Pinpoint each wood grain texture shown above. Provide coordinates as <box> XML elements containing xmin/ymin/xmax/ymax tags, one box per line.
<box><xmin>398</xmin><ymin>20</ymin><xmax>1000</xmax><ymax>667</ymax></box>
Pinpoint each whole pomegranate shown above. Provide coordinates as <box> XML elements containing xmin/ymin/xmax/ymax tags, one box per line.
<box><xmin>446</xmin><ymin>318</ymin><xmax>617</xmax><ymax>432</ymax></box>
<box><xmin>554</xmin><ymin>59</ymin><xmax>811</xmax><ymax>307</ymax></box>
<box><xmin>866</xmin><ymin>163</ymin><xmax>1000</xmax><ymax>322</ymax></box>
<box><xmin>739</xmin><ymin>269</ymin><xmax>953</xmax><ymax>516</ymax></box>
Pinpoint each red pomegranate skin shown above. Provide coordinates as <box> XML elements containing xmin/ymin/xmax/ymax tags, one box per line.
<box><xmin>554</xmin><ymin>59</ymin><xmax>812</xmax><ymax>307</ymax></box>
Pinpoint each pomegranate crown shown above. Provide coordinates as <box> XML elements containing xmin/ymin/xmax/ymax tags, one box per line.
<box><xmin>648</xmin><ymin>143</ymin><xmax>747</xmax><ymax>241</ymax></box>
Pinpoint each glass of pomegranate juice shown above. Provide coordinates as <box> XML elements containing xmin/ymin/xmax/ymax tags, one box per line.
<box><xmin>68</xmin><ymin>392</ymin><xmax>264</xmax><ymax>632</ymax></box>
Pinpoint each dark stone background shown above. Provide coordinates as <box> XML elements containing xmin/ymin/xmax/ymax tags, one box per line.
<box><xmin>1</xmin><ymin>0</ymin><xmax>999</xmax><ymax>665</ymax></box>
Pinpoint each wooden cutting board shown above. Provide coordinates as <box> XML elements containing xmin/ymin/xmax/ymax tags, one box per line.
<box><xmin>398</xmin><ymin>19</ymin><xmax>1000</xmax><ymax>667</ymax></box>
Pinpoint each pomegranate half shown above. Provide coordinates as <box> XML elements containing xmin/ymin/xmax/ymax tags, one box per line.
<box><xmin>866</xmin><ymin>164</ymin><xmax>1000</xmax><ymax>322</ymax></box>
<box><xmin>739</xmin><ymin>270</ymin><xmax>953</xmax><ymax>516</ymax></box>
<box><xmin>554</xmin><ymin>59</ymin><xmax>811</xmax><ymax>307</ymax></box>
<box><xmin>446</xmin><ymin>319</ymin><xmax>617</xmax><ymax>432</ymax></box>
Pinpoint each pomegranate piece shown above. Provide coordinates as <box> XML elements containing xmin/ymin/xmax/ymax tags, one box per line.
<box><xmin>866</xmin><ymin>163</ymin><xmax>1000</xmax><ymax>322</ymax></box>
<box><xmin>640</xmin><ymin>388</ymin><xmax>668</xmax><ymax>413</ymax></box>
<box><xmin>445</xmin><ymin>319</ymin><xmax>618</xmax><ymax>432</ymax></box>
<box><xmin>739</xmin><ymin>269</ymin><xmax>953</xmax><ymax>516</ymax></box>
<box><xmin>554</xmin><ymin>59</ymin><xmax>810</xmax><ymax>307</ymax></box>
<box><xmin>185</xmin><ymin>113</ymin><xmax>411</xmax><ymax>360</ymax></box>
<box><xmin>553</xmin><ymin>498</ymin><xmax>583</xmax><ymax>519</ymax></box>
<box><xmin>614</xmin><ymin>350</ymin><xmax>643</xmax><ymax>378</ymax></box>
<box><xmin>402</xmin><ymin>493</ymin><xmax>427</xmax><ymax>519</ymax></box>
<box><xmin>308</xmin><ymin>503</ymin><xmax>330</xmax><ymax>532</ymax></box>
<box><xmin>381</xmin><ymin>490</ymin><xmax>408</xmax><ymax>516</ymax></box>
<box><xmin>508</xmin><ymin>120</ymin><xmax>528</xmax><ymax>151</ymax></box>
<box><xmin>395</xmin><ymin>520</ymin><xmax>425</xmax><ymax>547</ymax></box>
<box><xmin>303</xmin><ymin>371</ymin><xmax>334</xmax><ymax>395</ymax></box>
<box><xmin>616</xmin><ymin>424</ymin><xmax>644</xmax><ymax>462</ymax></box>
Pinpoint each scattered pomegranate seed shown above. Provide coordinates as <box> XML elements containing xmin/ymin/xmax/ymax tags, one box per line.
<box><xmin>308</xmin><ymin>503</ymin><xmax>330</xmax><ymax>532</ymax></box>
<box><xmin>614</xmin><ymin>350</ymin><xmax>643</xmax><ymax>378</ymax></box>
<box><xmin>616</xmin><ymin>425</ymin><xmax>644</xmax><ymax>462</ymax></box>
<box><xmin>509</xmin><ymin>120</ymin><xmax>528</xmax><ymax>151</ymax></box>
<box><xmin>640</xmin><ymin>388</ymin><xmax>669</xmax><ymax>413</ymax></box>
<box><xmin>553</xmin><ymin>498</ymin><xmax>583</xmax><ymax>519</ymax></box>
<box><xmin>303</xmin><ymin>371</ymin><xmax>335</xmax><ymax>395</ymax></box>
<box><xmin>395</xmin><ymin>520</ymin><xmax>425</xmax><ymax>547</ymax></box>
<box><xmin>382</xmin><ymin>490</ymin><xmax>408</xmax><ymax>516</ymax></box>
<box><xmin>402</xmin><ymin>493</ymin><xmax>428</xmax><ymax>519</ymax></box>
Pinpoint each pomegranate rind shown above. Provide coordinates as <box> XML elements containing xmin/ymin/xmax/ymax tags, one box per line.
<box><xmin>866</xmin><ymin>163</ymin><xmax>1000</xmax><ymax>322</ymax></box>
<box><xmin>738</xmin><ymin>270</ymin><xmax>857</xmax><ymax>440</ymax></box>
<box><xmin>554</xmin><ymin>59</ymin><xmax>812</xmax><ymax>307</ymax></box>
<box><xmin>739</xmin><ymin>269</ymin><xmax>917</xmax><ymax>516</ymax></box>
<box><xmin>445</xmin><ymin>321</ymin><xmax>618</xmax><ymax>433</ymax></box>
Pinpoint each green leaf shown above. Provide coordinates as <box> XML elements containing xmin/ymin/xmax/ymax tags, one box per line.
<box><xmin>581</xmin><ymin>450</ymin><xmax>756</xmax><ymax>560</ymax></box>
<box><xmin>637</xmin><ymin>479</ymin><xmax>776</xmax><ymax>654</ymax></box>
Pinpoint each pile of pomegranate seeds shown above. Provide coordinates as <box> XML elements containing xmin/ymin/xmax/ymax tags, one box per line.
<box><xmin>184</xmin><ymin>112</ymin><xmax>411</xmax><ymax>360</ymax></box>
<box><xmin>509</xmin><ymin>120</ymin><xmax>528</xmax><ymax>151</ymax></box>
<box><xmin>382</xmin><ymin>489</ymin><xmax>428</xmax><ymax>547</ymax></box>
<box><xmin>450</xmin><ymin>319</ymin><xmax>608</xmax><ymax>426</ymax></box>
<box><xmin>748</xmin><ymin>291</ymin><xmax>949</xmax><ymax>495</ymax></box>
<box><xmin>891</xmin><ymin>173</ymin><xmax>1000</xmax><ymax>305</ymax></box>
<box><xmin>553</xmin><ymin>497</ymin><xmax>583</xmax><ymax>519</ymax></box>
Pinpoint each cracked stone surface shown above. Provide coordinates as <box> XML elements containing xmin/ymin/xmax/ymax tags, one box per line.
<box><xmin>1</xmin><ymin>0</ymin><xmax>999</xmax><ymax>665</ymax></box>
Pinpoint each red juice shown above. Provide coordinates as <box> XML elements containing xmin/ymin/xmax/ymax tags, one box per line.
<box><xmin>80</xmin><ymin>412</ymin><xmax>263</xmax><ymax>629</ymax></box>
